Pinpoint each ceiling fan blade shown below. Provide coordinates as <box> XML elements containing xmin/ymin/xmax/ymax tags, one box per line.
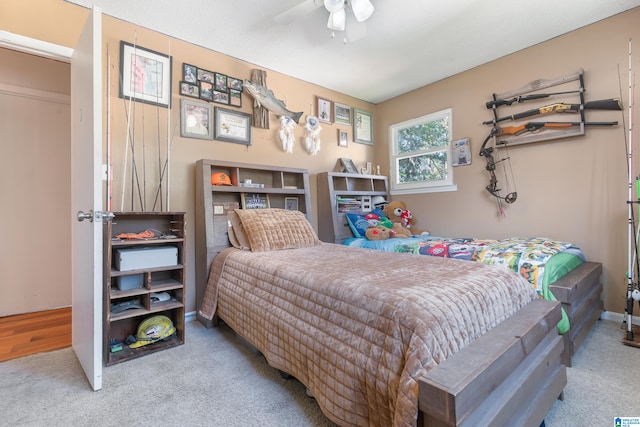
<box><xmin>346</xmin><ymin>16</ymin><xmax>367</xmax><ymax>42</ymax></box>
<box><xmin>273</xmin><ymin>0</ymin><xmax>324</xmax><ymax>25</ymax></box>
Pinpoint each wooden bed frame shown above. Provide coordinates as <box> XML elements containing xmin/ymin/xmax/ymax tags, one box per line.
<box><xmin>549</xmin><ymin>261</ymin><xmax>603</xmax><ymax>366</ymax></box>
<box><xmin>418</xmin><ymin>299</ymin><xmax>565</xmax><ymax>426</ymax></box>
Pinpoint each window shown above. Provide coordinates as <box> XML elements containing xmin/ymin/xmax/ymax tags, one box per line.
<box><xmin>388</xmin><ymin>108</ymin><xmax>456</xmax><ymax>195</ymax></box>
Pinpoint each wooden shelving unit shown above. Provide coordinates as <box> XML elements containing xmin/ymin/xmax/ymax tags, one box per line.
<box><xmin>194</xmin><ymin>159</ymin><xmax>311</xmax><ymax>316</ymax></box>
<box><xmin>103</xmin><ymin>211</ymin><xmax>186</xmax><ymax>365</ymax></box>
<box><xmin>317</xmin><ymin>172</ymin><xmax>389</xmax><ymax>243</ymax></box>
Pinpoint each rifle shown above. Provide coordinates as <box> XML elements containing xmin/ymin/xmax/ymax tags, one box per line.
<box><xmin>490</xmin><ymin>121</ymin><xmax>619</xmax><ymax>138</ymax></box>
<box><xmin>482</xmin><ymin>98</ymin><xmax>622</xmax><ymax>124</ymax></box>
<box><xmin>485</xmin><ymin>90</ymin><xmax>582</xmax><ymax>109</ymax></box>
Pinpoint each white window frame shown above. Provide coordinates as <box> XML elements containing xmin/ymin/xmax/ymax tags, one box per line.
<box><xmin>388</xmin><ymin>108</ymin><xmax>457</xmax><ymax>195</ymax></box>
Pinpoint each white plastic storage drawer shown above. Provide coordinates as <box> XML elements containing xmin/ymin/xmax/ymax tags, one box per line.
<box><xmin>115</xmin><ymin>246</ymin><xmax>178</xmax><ymax>271</ymax></box>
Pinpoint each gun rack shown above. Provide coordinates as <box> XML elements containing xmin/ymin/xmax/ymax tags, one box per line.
<box><xmin>485</xmin><ymin>69</ymin><xmax>586</xmax><ymax>148</ymax></box>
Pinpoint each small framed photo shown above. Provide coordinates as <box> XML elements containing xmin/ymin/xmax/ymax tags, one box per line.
<box><xmin>215</xmin><ymin>72</ymin><xmax>228</xmax><ymax>92</ymax></box>
<box><xmin>197</xmin><ymin>68</ymin><xmax>214</xmax><ymax>83</ymax></box>
<box><xmin>285</xmin><ymin>197</ymin><xmax>299</xmax><ymax>211</ymax></box>
<box><xmin>119</xmin><ymin>41</ymin><xmax>172</xmax><ymax>108</ymax></box>
<box><xmin>339</xmin><ymin>158</ymin><xmax>358</xmax><ymax>174</ymax></box>
<box><xmin>242</xmin><ymin>193</ymin><xmax>269</xmax><ymax>209</ymax></box>
<box><xmin>334</xmin><ymin>102</ymin><xmax>351</xmax><ymax>125</ymax></box>
<box><xmin>316</xmin><ymin>96</ymin><xmax>333</xmax><ymax>123</ymax></box>
<box><xmin>228</xmin><ymin>76</ymin><xmax>243</xmax><ymax>91</ymax></box>
<box><xmin>354</xmin><ymin>109</ymin><xmax>373</xmax><ymax>145</ymax></box>
<box><xmin>229</xmin><ymin>89</ymin><xmax>242</xmax><ymax>107</ymax></box>
<box><xmin>338</xmin><ymin>129</ymin><xmax>348</xmax><ymax>147</ymax></box>
<box><xmin>179</xmin><ymin>81</ymin><xmax>200</xmax><ymax>98</ymax></box>
<box><xmin>452</xmin><ymin>137</ymin><xmax>472</xmax><ymax>167</ymax></box>
<box><xmin>213</xmin><ymin>90</ymin><xmax>229</xmax><ymax>105</ymax></box>
<box><xmin>199</xmin><ymin>81</ymin><xmax>213</xmax><ymax>101</ymax></box>
<box><xmin>183</xmin><ymin>63</ymin><xmax>197</xmax><ymax>83</ymax></box>
<box><xmin>180</xmin><ymin>98</ymin><xmax>213</xmax><ymax>140</ymax></box>
<box><xmin>214</xmin><ymin>106</ymin><xmax>252</xmax><ymax>145</ymax></box>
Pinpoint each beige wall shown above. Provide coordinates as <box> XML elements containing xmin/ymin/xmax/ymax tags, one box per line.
<box><xmin>1</xmin><ymin>0</ymin><xmax>638</xmax><ymax>317</ymax></box>
<box><xmin>376</xmin><ymin>9</ymin><xmax>640</xmax><ymax>315</ymax></box>
<box><xmin>0</xmin><ymin>48</ymin><xmax>71</xmax><ymax>316</ymax></box>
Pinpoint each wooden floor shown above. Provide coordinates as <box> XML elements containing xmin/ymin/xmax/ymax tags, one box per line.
<box><xmin>0</xmin><ymin>307</ymin><xmax>72</xmax><ymax>362</ymax></box>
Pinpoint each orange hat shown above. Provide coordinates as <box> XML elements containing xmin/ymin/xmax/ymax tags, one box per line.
<box><xmin>211</xmin><ymin>172</ymin><xmax>232</xmax><ymax>186</ymax></box>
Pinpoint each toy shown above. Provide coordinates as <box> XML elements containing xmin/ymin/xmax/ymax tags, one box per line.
<box><xmin>365</xmin><ymin>225</ymin><xmax>396</xmax><ymax>240</ymax></box>
<box><xmin>383</xmin><ymin>200</ymin><xmax>424</xmax><ymax>235</ymax></box>
<box><xmin>391</xmin><ymin>223</ymin><xmax>412</xmax><ymax>238</ymax></box>
<box><xmin>364</xmin><ymin>223</ymin><xmax>412</xmax><ymax>240</ymax></box>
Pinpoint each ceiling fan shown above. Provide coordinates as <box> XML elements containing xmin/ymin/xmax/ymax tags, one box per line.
<box><xmin>274</xmin><ymin>0</ymin><xmax>375</xmax><ymax>43</ymax></box>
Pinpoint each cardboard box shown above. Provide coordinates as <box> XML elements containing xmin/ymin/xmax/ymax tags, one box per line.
<box><xmin>115</xmin><ymin>246</ymin><xmax>178</xmax><ymax>271</ymax></box>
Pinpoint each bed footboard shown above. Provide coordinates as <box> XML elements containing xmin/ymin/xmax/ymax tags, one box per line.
<box><xmin>418</xmin><ymin>299</ymin><xmax>565</xmax><ymax>427</ymax></box>
<box><xmin>549</xmin><ymin>261</ymin><xmax>603</xmax><ymax>366</ymax></box>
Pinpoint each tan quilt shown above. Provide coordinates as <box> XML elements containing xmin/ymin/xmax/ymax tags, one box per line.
<box><xmin>199</xmin><ymin>241</ymin><xmax>536</xmax><ymax>427</ymax></box>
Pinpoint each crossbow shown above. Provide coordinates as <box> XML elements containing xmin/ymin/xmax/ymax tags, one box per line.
<box><xmin>478</xmin><ymin>128</ymin><xmax>517</xmax><ymax>204</ymax></box>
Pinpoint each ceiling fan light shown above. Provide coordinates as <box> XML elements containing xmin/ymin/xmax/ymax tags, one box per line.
<box><xmin>324</xmin><ymin>0</ymin><xmax>345</xmax><ymax>13</ymax></box>
<box><xmin>350</xmin><ymin>0</ymin><xmax>374</xmax><ymax>22</ymax></box>
<box><xmin>327</xmin><ymin>9</ymin><xmax>346</xmax><ymax>31</ymax></box>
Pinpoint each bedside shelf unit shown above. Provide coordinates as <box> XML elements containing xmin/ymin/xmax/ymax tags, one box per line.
<box><xmin>317</xmin><ymin>172</ymin><xmax>389</xmax><ymax>243</ymax></box>
<box><xmin>103</xmin><ymin>211</ymin><xmax>186</xmax><ymax>366</ymax></box>
<box><xmin>194</xmin><ymin>159</ymin><xmax>311</xmax><ymax>316</ymax></box>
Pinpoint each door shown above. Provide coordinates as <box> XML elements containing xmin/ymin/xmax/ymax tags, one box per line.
<box><xmin>71</xmin><ymin>7</ymin><xmax>103</xmax><ymax>391</ymax></box>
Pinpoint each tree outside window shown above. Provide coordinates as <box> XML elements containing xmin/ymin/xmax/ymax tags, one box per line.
<box><xmin>389</xmin><ymin>108</ymin><xmax>456</xmax><ymax>195</ymax></box>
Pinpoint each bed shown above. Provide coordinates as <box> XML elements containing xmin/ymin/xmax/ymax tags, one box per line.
<box><xmin>344</xmin><ymin>234</ymin><xmax>603</xmax><ymax>366</ymax></box>
<box><xmin>197</xmin><ymin>208</ymin><xmax>566</xmax><ymax>426</ymax></box>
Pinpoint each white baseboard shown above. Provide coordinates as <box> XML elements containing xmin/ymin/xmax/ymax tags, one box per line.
<box><xmin>186</xmin><ymin>311</ymin><xmax>197</xmax><ymax>322</ymax></box>
<box><xmin>601</xmin><ymin>310</ymin><xmax>640</xmax><ymax>325</ymax></box>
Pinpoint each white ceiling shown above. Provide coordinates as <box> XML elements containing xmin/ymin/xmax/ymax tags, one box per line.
<box><xmin>66</xmin><ymin>0</ymin><xmax>640</xmax><ymax>104</ymax></box>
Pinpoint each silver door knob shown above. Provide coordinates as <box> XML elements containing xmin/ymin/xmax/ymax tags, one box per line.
<box><xmin>77</xmin><ymin>210</ymin><xmax>94</xmax><ymax>222</ymax></box>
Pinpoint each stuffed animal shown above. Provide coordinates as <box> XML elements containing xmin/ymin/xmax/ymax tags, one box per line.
<box><xmin>365</xmin><ymin>225</ymin><xmax>396</xmax><ymax>240</ymax></box>
<box><xmin>391</xmin><ymin>223</ymin><xmax>412</xmax><ymax>238</ymax></box>
<box><xmin>383</xmin><ymin>200</ymin><xmax>424</xmax><ymax>235</ymax></box>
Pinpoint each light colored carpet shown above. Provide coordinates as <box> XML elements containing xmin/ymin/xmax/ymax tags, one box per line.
<box><xmin>0</xmin><ymin>318</ymin><xmax>638</xmax><ymax>426</ymax></box>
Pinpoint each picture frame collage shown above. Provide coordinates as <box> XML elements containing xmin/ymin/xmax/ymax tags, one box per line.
<box><xmin>314</xmin><ymin>96</ymin><xmax>373</xmax><ymax>148</ymax></box>
<box><xmin>180</xmin><ymin>63</ymin><xmax>243</xmax><ymax>108</ymax></box>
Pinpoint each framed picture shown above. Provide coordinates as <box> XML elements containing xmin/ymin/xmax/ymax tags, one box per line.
<box><xmin>339</xmin><ymin>157</ymin><xmax>358</xmax><ymax>174</ymax></box>
<box><xmin>354</xmin><ymin>109</ymin><xmax>373</xmax><ymax>145</ymax></box>
<box><xmin>180</xmin><ymin>99</ymin><xmax>213</xmax><ymax>140</ymax></box>
<box><xmin>179</xmin><ymin>81</ymin><xmax>200</xmax><ymax>98</ymax></box>
<box><xmin>338</xmin><ymin>129</ymin><xmax>348</xmax><ymax>147</ymax></box>
<box><xmin>183</xmin><ymin>63</ymin><xmax>197</xmax><ymax>83</ymax></box>
<box><xmin>214</xmin><ymin>106</ymin><xmax>252</xmax><ymax>145</ymax></box>
<box><xmin>119</xmin><ymin>41</ymin><xmax>172</xmax><ymax>108</ymax></box>
<box><xmin>213</xmin><ymin>90</ymin><xmax>229</xmax><ymax>105</ymax></box>
<box><xmin>197</xmin><ymin>68</ymin><xmax>214</xmax><ymax>83</ymax></box>
<box><xmin>199</xmin><ymin>81</ymin><xmax>213</xmax><ymax>101</ymax></box>
<box><xmin>285</xmin><ymin>197</ymin><xmax>299</xmax><ymax>211</ymax></box>
<box><xmin>452</xmin><ymin>137</ymin><xmax>472</xmax><ymax>166</ymax></box>
<box><xmin>316</xmin><ymin>96</ymin><xmax>333</xmax><ymax>123</ymax></box>
<box><xmin>242</xmin><ymin>193</ymin><xmax>269</xmax><ymax>209</ymax></box>
<box><xmin>215</xmin><ymin>72</ymin><xmax>228</xmax><ymax>92</ymax></box>
<box><xmin>229</xmin><ymin>89</ymin><xmax>242</xmax><ymax>107</ymax></box>
<box><xmin>228</xmin><ymin>76</ymin><xmax>243</xmax><ymax>91</ymax></box>
<box><xmin>334</xmin><ymin>102</ymin><xmax>352</xmax><ymax>125</ymax></box>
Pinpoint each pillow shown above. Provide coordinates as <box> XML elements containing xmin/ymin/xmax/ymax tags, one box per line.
<box><xmin>346</xmin><ymin>209</ymin><xmax>390</xmax><ymax>238</ymax></box>
<box><xmin>345</xmin><ymin>213</ymin><xmax>370</xmax><ymax>238</ymax></box>
<box><xmin>235</xmin><ymin>208</ymin><xmax>319</xmax><ymax>252</ymax></box>
<box><xmin>227</xmin><ymin>210</ymin><xmax>251</xmax><ymax>250</ymax></box>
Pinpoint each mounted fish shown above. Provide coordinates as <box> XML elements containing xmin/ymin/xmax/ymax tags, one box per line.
<box><xmin>243</xmin><ymin>80</ymin><xmax>304</xmax><ymax>125</ymax></box>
